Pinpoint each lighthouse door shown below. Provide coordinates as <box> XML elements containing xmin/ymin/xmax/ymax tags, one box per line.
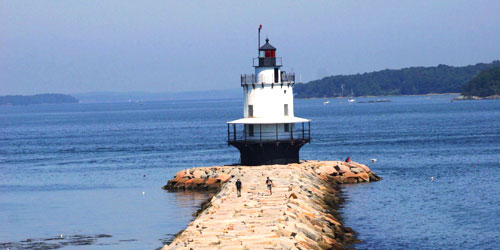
<box><xmin>274</xmin><ymin>68</ymin><xmax>279</xmax><ymax>83</ymax></box>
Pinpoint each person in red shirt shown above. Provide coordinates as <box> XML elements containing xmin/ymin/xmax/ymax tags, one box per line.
<box><xmin>345</xmin><ymin>156</ymin><xmax>351</xmax><ymax>163</ymax></box>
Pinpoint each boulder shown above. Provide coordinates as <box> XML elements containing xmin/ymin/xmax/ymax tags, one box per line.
<box><xmin>216</xmin><ymin>173</ymin><xmax>232</xmax><ymax>182</ymax></box>
<box><xmin>173</xmin><ymin>170</ymin><xmax>186</xmax><ymax>181</ymax></box>
<box><xmin>324</xmin><ymin>216</ymin><xmax>341</xmax><ymax>226</ymax></box>
<box><xmin>344</xmin><ymin>172</ymin><xmax>370</xmax><ymax>182</ymax></box>
<box><xmin>192</xmin><ymin>170</ymin><xmax>203</xmax><ymax>179</ymax></box>
<box><xmin>352</xmin><ymin>162</ymin><xmax>371</xmax><ymax>173</ymax></box>
<box><xmin>192</xmin><ymin>178</ymin><xmax>205</xmax><ymax>185</ymax></box>
<box><xmin>350</xmin><ymin>167</ymin><xmax>363</xmax><ymax>174</ymax></box>
<box><xmin>205</xmin><ymin>178</ymin><xmax>219</xmax><ymax>185</ymax></box>
<box><xmin>337</xmin><ymin>164</ymin><xmax>351</xmax><ymax>173</ymax></box>
<box><xmin>322</xmin><ymin>235</ymin><xmax>337</xmax><ymax>246</ymax></box>
<box><xmin>319</xmin><ymin>165</ymin><xmax>337</xmax><ymax>175</ymax></box>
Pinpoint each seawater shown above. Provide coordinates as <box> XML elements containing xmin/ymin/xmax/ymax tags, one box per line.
<box><xmin>1</xmin><ymin>95</ymin><xmax>499</xmax><ymax>249</ymax></box>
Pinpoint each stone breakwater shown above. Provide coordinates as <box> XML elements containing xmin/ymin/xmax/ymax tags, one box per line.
<box><xmin>162</xmin><ymin>161</ymin><xmax>380</xmax><ymax>250</ymax></box>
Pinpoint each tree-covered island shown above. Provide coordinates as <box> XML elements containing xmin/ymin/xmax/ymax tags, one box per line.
<box><xmin>294</xmin><ymin>60</ymin><xmax>500</xmax><ymax>98</ymax></box>
<box><xmin>459</xmin><ymin>67</ymin><xmax>500</xmax><ymax>99</ymax></box>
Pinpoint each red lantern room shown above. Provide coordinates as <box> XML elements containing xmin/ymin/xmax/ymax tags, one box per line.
<box><xmin>256</xmin><ymin>38</ymin><xmax>280</xmax><ymax>67</ymax></box>
<box><xmin>259</xmin><ymin>38</ymin><xmax>276</xmax><ymax>58</ymax></box>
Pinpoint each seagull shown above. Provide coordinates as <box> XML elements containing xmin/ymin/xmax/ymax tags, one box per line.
<box><xmin>431</xmin><ymin>176</ymin><xmax>434</xmax><ymax>181</ymax></box>
<box><xmin>60</xmin><ymin>234</ymin><xmax>64</xmax><ymax>239</ymax></box>
<box><xmin>142</xmin><ymin>191</ymin><xmax>145</xmax><ymax>195</ymax></box>
<box><xmin>371</xmin><ymin>158</ymin><xmax>377</xmax><ymax>163</ymax></box>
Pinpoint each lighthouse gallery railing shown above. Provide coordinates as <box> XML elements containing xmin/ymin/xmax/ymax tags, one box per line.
<box><xmin>241</xmin><ymin>72</ymin><xmax>295</xmax><ymax>85</ymax></box>
<box><xmin>227</xmin><ymin>122</ymin><xmax>311</xmax><ymax>144</ymax></box>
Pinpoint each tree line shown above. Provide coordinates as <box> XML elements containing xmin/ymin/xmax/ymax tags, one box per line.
<box><xmin>294</xmin><ymin>60</ymin><xmax>500</xmax><ymax>98</ymax></box>
<box><xmin>460</xmin><ymin>67</ymin><xmax>500</xmax><ymax>97</ymax></box>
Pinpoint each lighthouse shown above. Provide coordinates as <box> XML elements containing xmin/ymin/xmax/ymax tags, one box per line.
<box><xmin>227</xmin><ymin>26</ymin><xmax>311</xmax><ymax>166</ymax></box>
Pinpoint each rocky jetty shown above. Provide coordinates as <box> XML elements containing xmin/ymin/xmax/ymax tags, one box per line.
<box><xmin>162</xmin><ymin>161</ymin><xmax>380</xmax><ymax>250</ymax></box>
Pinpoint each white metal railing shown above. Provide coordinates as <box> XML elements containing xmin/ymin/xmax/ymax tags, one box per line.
<box><xmin>240</xmin><ymin>72</ymin><xmax>295</xmax><ymax>85</ymax></box>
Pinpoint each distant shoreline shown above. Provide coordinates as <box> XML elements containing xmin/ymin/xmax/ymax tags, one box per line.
<box><xmin>0</xmin><ymin>94</ymin><xmax>78</xmax><ymax>106</ymax></box>
<box><xmin>453</xmin><ymin>95</ymin><xmax>500</xmax><ymax>101</ymax></box>
<box><xmin>297</xmin><ymin>92</ymin><xmax>460</xmax><ymax>100</ymax></box>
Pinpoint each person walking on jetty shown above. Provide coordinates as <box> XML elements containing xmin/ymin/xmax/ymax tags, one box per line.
<box><xmin>235</xmin><ymin>179</ymin><xmax>242</xmax><ymax>197</ymax></box>
<box><xmin>266</xmin><ymin>177</ymin><xmax>273</xmax><ymax>195</ymax></box>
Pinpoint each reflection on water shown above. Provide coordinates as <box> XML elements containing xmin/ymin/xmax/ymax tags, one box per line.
<box><xmin>160</xmin><ymin>190</ymin><xmax>216</xmax><ymax>246</ymax></box>
<box><xmin>168</xmin><ymin>190</ymin><xmax>216</xmax><ymax>210</ymax></box>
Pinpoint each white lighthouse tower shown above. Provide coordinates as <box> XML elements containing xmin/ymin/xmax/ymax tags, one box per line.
<box><xmin>227</xmin><ymin>26</ymin><xmax>311</xmax><ymax>165</ymax></box>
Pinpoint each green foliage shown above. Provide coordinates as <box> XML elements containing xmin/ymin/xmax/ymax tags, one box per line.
<box><xmin>460</xmin><ymin>67</ymin><xmax>500</xmax><ymax>97</ymax></box>
<box><xmin>294</xmin><ymin>61</ymin><xmax>500</xmax><ymax>98</ymax></box>
<box><xmin>0</xmin><ymin>94</ymin><xmax>78</xmax><ymax>105</ymax></box>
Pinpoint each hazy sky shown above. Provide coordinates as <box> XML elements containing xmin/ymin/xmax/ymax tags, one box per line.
<box><xmin>1</xmin><ymin>0</ymin><xmax>500</xmax><ymax>95</ymax></box>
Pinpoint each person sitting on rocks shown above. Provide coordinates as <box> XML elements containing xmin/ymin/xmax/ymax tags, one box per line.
<box><xmin>345</xmin><ymin>156</ymin><xmax>351</xmax><ymax>163</ymax></box>
<box><xmin>235</xmin><ymin>179</ymin><xmax>242</xmax><ymax>197</ymax></box>
<box><xmin>266</xmin><ymin>177</ymin><xmax>273</xmax><ymax>195</ymax></box>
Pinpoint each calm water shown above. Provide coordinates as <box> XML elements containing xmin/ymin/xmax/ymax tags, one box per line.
<box><xmin>1</xmin><ymin>95</ymin><xmax>499</xmax><ymax>249</ymax></box>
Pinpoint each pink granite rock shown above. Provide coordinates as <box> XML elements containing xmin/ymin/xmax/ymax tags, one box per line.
<box><xmin>216</xmin><ymin>173</ymin><xmax>232</xmax><ymax>182</ymax></box>
<box><xmin>192</xmin><ymin>170</ymin><xmax>203</xmax><ymax>179</ymax></box>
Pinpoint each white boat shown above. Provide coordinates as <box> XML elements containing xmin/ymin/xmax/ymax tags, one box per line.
<box><xmin>347</xmin><ymin>89</ymin><xmax>355</xmax><ymax>103</ymax></box>
<box><xmin>323</xmin><ymin>101</ymin><xmax>330</xmax><ymax>105</ymax></box>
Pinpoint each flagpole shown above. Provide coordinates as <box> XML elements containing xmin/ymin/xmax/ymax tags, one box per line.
<box><xmin>258</xmin><ymin>25</ymin><xmax>262</xmax><ymax>56</ymax></box>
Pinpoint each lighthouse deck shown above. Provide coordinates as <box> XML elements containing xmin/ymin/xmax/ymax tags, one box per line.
<box><xmin>227</xmin><ymin>129</ymin><xmax>310</xmax><ymax>144</ymax></box>
<box><xmin>227</xmin><ymin>123</ymin><xmax>310</xmax><ymax>144</ymax></box>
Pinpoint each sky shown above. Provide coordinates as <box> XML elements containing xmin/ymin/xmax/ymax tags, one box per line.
<box><xmin>1</xmin><ymin>0</ymin><xmax>500</xmax><ymax>95</ymax></box>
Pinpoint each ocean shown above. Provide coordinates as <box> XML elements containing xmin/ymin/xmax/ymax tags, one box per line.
<box><xmin>1</xmin><ymin>95</ymin><xmax>499</xmax><ymax>249</ymax></box>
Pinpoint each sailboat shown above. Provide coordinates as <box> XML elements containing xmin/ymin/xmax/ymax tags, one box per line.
<box><xmin>347</xmin><ymin>89</ymin><xmax>355</xmax><ymax>103</ymax></box>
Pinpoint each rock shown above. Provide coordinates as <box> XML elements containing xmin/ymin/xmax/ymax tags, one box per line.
<box><xmin>324</xmin><ymin>216</ymin><xmax>341</xmax><ymax>226</ymax></box>
<box><xmin>322</xmin><ymin>235</ymin><xmax>337</xmax><ymax>245</ymax></box>
<box><xmin>205</xmin><ymin>178</ymin><xmax>219</xmax><ymax>185</ymax></box>
<box><xmin>369</xmin><ymin>172</ymin><xmax>381</xmax><ymax>181</ymax></box>
<box><xmin>337</xmin><ymin>164</ymin><xmax>351</xmax><ymax>173</ymax></box>
<box><xmin>173</xmin><ymin>170</ymin><xmax>186</xmax><ymax>181</ymax></box>
<box><xmin>217</xmin><ymin>173</ymin><xmax>232</xmax><ymax>182</ymax></box>
<box><xmin>319</xmin><ymin>165</ymin><xmax>337</xmax><ymax>175</ymax></box>
<box><xmin>192</xmin><ymin>170</ymin><xmax>203</xmax><ymax>179</ymax></box>
<box><xmin>357</xmin><ymin>172</ymin><xmax>370</xmax><ymax>182</ymax></box>
<box><xmin>352</xmin><ymin>162</ymin><xmax>371</xmax><ymax>173</ymax></box>
<box><xmin>350</xmin><ymin>167</ymin><xmax>363</xmax><ymax>174</ymax></box>
<box><xmin>192</xmin><ymin>178</ymin><xmax>205</xmax><ymax>185</ymax></box>
<box><xmin>344</xmin><ymin>172</ymin><xmax>370</xmax><ymax>182</ymax></box>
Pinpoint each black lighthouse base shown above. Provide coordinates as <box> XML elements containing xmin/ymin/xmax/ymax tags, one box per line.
<box><xmin>229</xmin><ymin>141</ymin><xmax>308</xmax><ymax>166</ymax></box>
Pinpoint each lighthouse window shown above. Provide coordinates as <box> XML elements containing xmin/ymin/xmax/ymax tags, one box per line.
<box><xmin>248</xmin><ymin>105</ymin><xmax>254</xmax><ymax>117</ymax></box>
<box><xmin>284</xmin><ymin>104</ymin><xmax>289</xmax><ymax>116</ymax></box>
<box><xmin>284</xmin><ymin>123</ymin><xmax>290</xmax><ymax>132</ymax></box>
<box><xmin>248</xmin><ymin>124</ymin><xmax>254</xmax><ymax>136</ymax></box>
